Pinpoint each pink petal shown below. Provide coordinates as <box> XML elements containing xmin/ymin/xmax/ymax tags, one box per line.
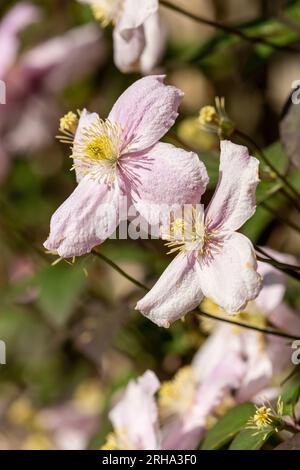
<box><xmin>269</xmin><ymin>303</ymin><xmax>300</xmax><ymax>336</ymax></box>
<box><xmin>140</xmin><ymin>11</ymin><xmax>166</xmax><ymax>74</ymax></box>
<box><xmin>109</xmin><ymin>371</ymin><xmax>160</xmax><ymax>450</ymax></box>
<box><xmin>256</xmin><ymin>248</ymin><xmax>296</xmax><ymax>314</ymax></box>
<box><xmin>118</xmin><ymin>0</ymin><xmax>159</xmax><ymax>35</ymax></box>
<box><xmin>136</xmin><ymin>253</ymin><xmax>203</xmax><ymax>327</ymax></box>
<box><xmin>0</xmin><ymin>2</ymin><xmax>40</xmax><ymax>77</ymax></box>
<box><xmin>108</xmin><ymin>75</ymin><xmax>183</xmax><ymax>152</ymax></box>
<box><xmin>20</xmin><ymin>24</ymin><xmax>106</xmax><ymax>91</ymax></box>
<box><xmin>113</xmin><ymin>26</ymin><xmax>145</xmax><ymax>74</ymax></box>
<box><xmin>192</xmin><ymin>324</ymin><xmax>242</xmax><ymax>382</ymax></box>
<box><xmin>205</xmin><ymin>140</ymin><xmax>259</xmax><ymax>233</ymax></box>
<box><xmin>126</xmin><ymin>142</ymin><xmax>208</xmax><ymax>229</ymax></box>
<box><xmin>199</xmin><ymin>232</ymin><xmax>262</xmax><ymax>313</ymax></box>
<box><xmin>44</xmin><ymin>176</ymin><xmax>120</xmax><ymax>258</ymax></box>
<box><xmin>236</xmin><ymin>331</ymin><xmax>273</xmax><ymax>402</ymax></box>
<box><xmin>163</xmin><ymin>354</ymin><xmax>246</xmax><ymax>450</ymax></box>
<box><xmin>72</xmin><ymin>109</ymin><xmax>99</xmax><ymax>183</ymax></box>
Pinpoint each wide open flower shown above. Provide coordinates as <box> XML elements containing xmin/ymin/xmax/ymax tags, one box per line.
<box><xmin>193</xmin><ymin>249</ymin><xmax>300</xmax><ymax>403</ymax></box>
<box><xmin>79</xmin><ymin>0</ymin><xmax>165</xmax><ymax>73</ymax></box>
<box><xmin>101</xmin><ymin>371</ymin><xmax>161</xmax><ymax>450</ymax></box>
<box><xmin>44</xmin><ymin>75</ymin><xmax>208</xmax><ymax>258</ymax></box>
<box><xmin>136</xmin><ymin>140</ymin><xmax>262</xmax><ymax>327</ymax></box>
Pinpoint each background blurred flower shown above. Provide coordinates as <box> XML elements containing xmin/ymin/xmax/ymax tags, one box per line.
<box><xmin>79</xmin><ymin>0</ymin><xmax>166</xmax><ymax>73</ymax></box>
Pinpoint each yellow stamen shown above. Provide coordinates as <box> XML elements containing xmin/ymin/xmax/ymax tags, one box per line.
<box><xmin>101</xmin><ymin>429</ymin><xmax>132</xmax><ymax>450</ymax></box>
<box><xmin>59</xmin><ymin>111</ymin><xmax>79</xmax><ymax>134</ymax></box>
<box><xmin>198</xmin><ymin>97</ymin><xmax>234</xmax><ymax>137</ymax></box>
<box><xmin>72</xmin><ymin>117</ymin><xmax>124</xmax><ymax>185</ymax></box>
<box><xmin>198</xmin><ymin>106</ymin><xmax>218</xmax><ymax>126</ymax></box>
<box><xmin>253</xmin><ymin>405</ymin><xmax>273</xmax><ymax>429</ymax></box>
<box><xmin>158</xmin><ymin>366</ymin><xmax>196</xmax><ymax>420</ymax></box>
<box><xmin>91</xmin><ymin>0</ymin><xmax>123</xmax><ymax>27</ymax></box>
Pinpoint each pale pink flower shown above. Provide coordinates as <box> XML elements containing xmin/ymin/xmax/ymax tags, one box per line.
<box><xmin>136</xmin><ymin>140</ymin><xmax>262</xmax><ymax>327</ymax></box>
<box><xmin>44</xmin><ymin>75</ymin><xmax>208</xmax><ymax>258</ymax></box>
<box><xmin>0</xmin><ymin>2</ymin><xmax>40</xmax><ymax>78</ymax></box>
<box><xmin>193</xmin><ymin>249</ymin><xmax>300</xmax><ymax>403</ymax></box>
<box><xmin>160</xmin><ymin>355</ymin><xmax>246</xmax><ymax>450</ymax></box>
<box><xmin>0</xmin><ymin>3</ymin><xmax>107</xmax><ymax>181</ymax></box>
<box><xmin>102</xmin><ymin>371</ymin><xmax>161</xmax><ymax>450</ymax></box>
<box><xmin>79</xmin><ymin>0</ymin><xmax>165</xmax><ymax>73</ymax></box>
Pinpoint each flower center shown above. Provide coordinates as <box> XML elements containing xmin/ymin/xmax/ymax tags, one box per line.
<box><xmin>158</xmin><ymin>367</ymin><xmax>196</xmax><ymax>420</ymax></box>
<box><xmin>72</xmin><ymin>118</ymin><xmax>124</xmax><ymax>185</ymax></box>
<box><xmin>162</xmin><ymin>207</ymin><xmax>206</xmax><ymax>255</ymax></box>
<box><xmin>101</xmin><ymin>429</ymin><xmax>133</xmax><ymax>450</ymax></box>
<box><xmin>91</xmin><ymin>0</ymin><xmax>123</xmax><ymax>27</ymax></box>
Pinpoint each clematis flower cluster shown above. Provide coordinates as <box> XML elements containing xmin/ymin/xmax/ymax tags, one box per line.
<box><xmin>101</xmin><ymin>254</ymin><xmax>300</xmax><ymax>450</ymax></box>
<box><xmin>78</xmin><ymin>0</ymin><xmax>165</xmax><ymax>74</ymax></box>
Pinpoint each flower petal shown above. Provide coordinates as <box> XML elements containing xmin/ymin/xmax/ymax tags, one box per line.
<box><xmin>256</xmin><ymin>248</ymin><xmax>296</xmax><ymax>314</ymax></box>
<box><xmin>125</xmin><ymin>142</ymin><xmax>208</xmax><ymax>229</ymax></box>
<box><xmin>72</xmin><ymin>109</ymin><xmax>99</xmax><ymax>183</ymax></box>
<box><xmin>205</xmin><ymin>140</ymin><xmax>259</xmax><ymax>233</ymax></box>
<box><xmin>199</xmin><ymin>232</ymin><xmax>262</xmax><ymax>313</ymax></box>
<box><xmin>108</xmin><ymin>75</ymin><xmax>183</xmax><ymax>152</ymax></box>
<box><xmin>269</xmin><ymin>303</ymin><xmax>300</xmax><ymax>336</ymax></box>
<box><xmin>21</xmin><ymin>24</ymin><xmax>106</xmax><ymax>91</ymax></box>
<box><xmin>136</xmin><ymin>253</ymin><xmax>203</xmax><ymax>327</ymax></box>
<box><xmin>44</xmin><ymin>175</ymin><xmax>120</xmax><ymax>258</ymax></box>
<box><xmin>118</xmin><ymin>0</ymin><xmax>159</xmax><ymax>35</ymax></box>
<box><xmin>109</xmin><ymin>370</ymin><xmax>160</xmax><ymax>450</ymax></box>
<box><xmin>192</xmin><ymin>324</ymin><xmax>242</xmax><ymax>382</ymax></box>
<box><xmin>236</xmin><ymin>331</ymin><xmax>273</xmax><ymax>402</ymax></box>
<box><xmin>113</xmin><ymin>26</ymin><xmax>145</xmax><ymax>74</ymax></box>
<box><xmin>139</xmin><ymin>11</ymin><xmax>166</xmax><ymax>73</ymax></box>
<box><xmin>0</xmin><ymin>2</ymin><xmax>40</xmax><ymax>77</ymax></box>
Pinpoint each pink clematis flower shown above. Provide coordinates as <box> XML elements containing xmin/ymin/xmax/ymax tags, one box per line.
<box><xmin>193</xmin><ymin>249</ymin><xmax>300</xmax><ymax>403</ymax></box>
<box><xmin>136</xmin><ymin>140</ymin><xmax>262</xmax><ymax>327</ymax></box>
<box><xmin>0</xmin><ymin>2</ymin><xmax>107</xmax><ymax>180</ymax></box>
<box><xmin>101</xmin><ymin>371</ymin><xmax>161</xmax><ymax>450</ymax></box>
<box><xmin>0</xmin><ymin>2</ymin><xmax>40</xmax><ymax>78</ymax></box>
<box><xmin>160</xmin><ymin>355</ymin><xmax>246</xmax><ymax>450</ymax></box>
<box><xmin>44</xmin><ymin>75</ymin><xmax>208</xmax><ymax>258</ymax></box>
<box><xmin>79</xmin><ymin>0</ymin><xmax>165</xmax><ymax>73</ymax></box>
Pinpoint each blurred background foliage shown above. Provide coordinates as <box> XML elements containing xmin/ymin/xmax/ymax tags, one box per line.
<box><xmin>0</xmin><ymin>0</ymin><xmax>300</xmax><ymax>449</ymax></box>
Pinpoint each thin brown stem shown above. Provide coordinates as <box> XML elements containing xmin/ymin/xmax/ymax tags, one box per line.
<box><xmin>235</xmin><ymin>129</ymin><xmax>300</xmax><ymax>208</ymax></box>
<box><xmin>197</xmin><ymin>309</ymin><xmax>300</xmax><ymax>340</ymax></box>
<box><xmin>160</xmin><ymin>0</ymin><xmax>300</xmax><ymax>53</ymax></box>
<box><xmin>261</xmin><ymin>201</ymin><xmax>300</xmax><ymax>234</ymax></box>
<box><xmin>92</xmin><ymin>249</ymin><xmax>149</xmax><ymax>291</ymax></box>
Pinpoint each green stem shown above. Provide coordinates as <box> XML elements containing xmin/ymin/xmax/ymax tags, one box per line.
<box><xmin>160</xmin><ymin>0</ymin><xmax>300</xmax><ymax>53</ymax></box>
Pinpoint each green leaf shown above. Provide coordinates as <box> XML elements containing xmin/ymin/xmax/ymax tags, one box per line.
<box><xmin>201</xmin><ymin>402</ymin><xmax>256</xmax><ymax>450</ymax></box>
<box><xmin>229</xmin><ymin>427</ymin><xmax>274</xmax><ymax>450</ymax></box>
<box><xmin>34</xmin><ymin>262</ymin><xmax>86</xmax><ymax>327</ymax></box>
<box><xmin>281</xmin><ymin>370</ymin><xmax>300</xmax><ymax>416</ymax></box>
